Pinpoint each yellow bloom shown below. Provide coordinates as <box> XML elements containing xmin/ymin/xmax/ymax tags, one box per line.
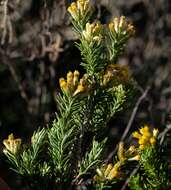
<box><xmin>73</xmin><ymin>70</ymin><xmax>80</xmax><ymax>85</ymax></box>
<box><xmin>150</xmin><ymin>137</ymin><xmax>156</xmax><ymax>145</ymax></box>
<box><xmin>132</xmin><ymin>125</ymin><xmax>158</xmax><ymax>150</ymax></box>
<box><xmin>118</xmin><ymin>141</ymin><xmax>126</xmax><ymax>163</ymax></box>
<box><xmin>68</xmin><ymin>0</ymin><xmax>91</xmax><ymax>21</ymax></box>
<box><xmin>113</xmin><ymin>17</ymin><xmax>119</xmax><ymax>33</ymax></box>
<box><xmin>109</xmin><ymin>16</ymin><xmax>135</xmax><ymax>36</ymax></box>
<box><xmin>67</xmin><ymin>2</ymin><xmax>78</xmax><ymax>20</ymax></box>
<box><xmin>67</xmin><ymin>71</ymin><xmax>73</xmax><ymax>85</ymax></box>
<box><xmin>153</xmin><ymin>128</ymin><xmax>159</xmax><ymax>137</ymax></box>
<box><xmin>101</xmin><ymin>64</ymin><xmax>130</xmax><ymax>87</ymax></box>
<box><xmin>107</xmin><ymin>162</ymin><xmax>121</xmax><ymax>180</ymax></box>
<box><xmin>132</xmin><ymin>131</ymin><xmax>141</xmax><ymax>139</ymax></box>
<box><xmin>82</xmin><ymin>23</ymin><xmax>92</xmax><ymax>41</ymax></box>
<box><xmin>82</xmin><ymin>22</ymin><xmax>103</xmax><ymax>44</ymax></box>
<box><xmin>140</xmin><ymin>125</ymin><xmax>150</xmax><ymax>134</ymax></box>
<box><xmin>59</xmin><ymin>71</ymin><xmax>88</xmax><ymax>96</ymax></box>
<box><xmin>73</xmin><ymin>84</ymin><xmax>85</xmax><ymax>96</ymax></box>
<box><xmin>59</xmin><ymin>78</ymin><xmax>67</xmax><ymax>93</ymax></box>
<box><xmin>3</xmin><ymin>134</ymin><xmax>22</xmax><ymax>154</ymax></box>
<box><xmin>104</xmin><ymin>164</ymin><xmax>113</xmax><ymax>177</ymax></box>
<box><xmin>119</xmin><ymin>16</ymin><xmax>126</xmax><ymax>28</ymax></box>
<box><xmin>77</xmin><ymin>0</ymin><xmax>90</xmax><ymax>15</ymax></box>
<box><xmin>138</xmin><ymin>137</ymin><xmax>147</xmax><ymax>145</ymax></box>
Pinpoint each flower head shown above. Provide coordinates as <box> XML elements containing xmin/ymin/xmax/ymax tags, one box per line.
<box><xmin>68</xmin><ymin>2</ymin><xmax>78</xmax><ymax>20</ymax></box>
<box><xmin>68</xmin><ymin>0</ymin><xmax>91</xmax><ymax>21</ymax></box>
<box><xmin>3</xmin><ymin>134</ymin><xmax>22</xmax><ymax>154</ymax></box>
<box><xmin>101</xmin><ymin>64</ymin><xmax>130</xmax><ymax>86</ymax></box>
<box><xmin>132</xmin><ymin>125</ymin><xmax>159</xmax><ymax>150</ymax></box>
<box><xmin>109</xmin><ymin>16</ymin><xmax>135</xmax><ymax>37</ymax></box>
<box><xmin>93</xmin><ymin>161</ymin><xmax>123</xmax><ymax>182</ymax></box>
<box><xmin>82</xmin><ymin>22</ymin><xmax>103</xmax><ymax>44</ymax></box>
<box><xmin>153</xmin><ymin>128</ymin><xmax>159</xmax><ymax>137</ymax></box>
<box><xmin>107</xmin><ymin>162</ymin><xmax>121</xmax><ymax>180</ymax></box>
<box><xmin>59</xmin><ymin>71</ymin><xmax>88</xmax><ymax>96</ymax></box>
<box><xmin>118</xmin><ymin>141</ymin><xmax>126</xmax><ymax>163</ymax></box>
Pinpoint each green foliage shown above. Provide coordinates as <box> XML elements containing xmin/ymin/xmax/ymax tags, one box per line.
<box><xmin>78</xmin><ymin>138</ymin><xmax>106</xmax><ymax>177</ymax></box>
<box><xmin>129</xmin><ymin>174</ymin><xmax>144</xmax><ymax>190</ymax></box>
<box><xmin>129</xmin><ymin>146</ymin><xmax>171</xmax><ymax>190</ymax></box>
<box><xmin>77</xmin><ymin>39</ymin><xmax>106</xmax><ymax>75</ymax></box>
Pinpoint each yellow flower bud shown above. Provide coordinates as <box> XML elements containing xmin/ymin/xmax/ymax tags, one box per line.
<box><xmin>104</xmin><ymin>164</ymin><xmax>113</xmax><ymax>177</ymax></box>
<box><xmin>140</xmin><ymin>125</ymin><xmax>149</xmax><ymax>134</ymax></box>
<box><xmin>77</xmin><ymin>0</ymin><xmax>84</xmax><ymax>15</ymax></box>
<box><xmin>77</xmin><ymin>0</ymin><xmax>90</xmax><ymax>15</ymax></box>
<box><xmin>132</xmin><ymin>131</ymin><xmax>141</xmax><ymax>139</ymax></box>
<box><xmin>119</xmin><ymin>16</ymin><xmax>126</xmax><ymax>28</ymax></box>
<box><xmin>3</xmin><ymin>134</ymin><xmax>22</xmax><ymax>154</ymax></box>
<box><xmin>109</xmin><ymin>16</ymin><xmax>135</xmax><ymax>37</ymax></box>
<box><xmin>68</xmin><ymin>2</ymin><xmax>78</xmax><ymax>20</ymax></box>
<box><xmin>73</xmin><ymin>84</ymin><xmax>85</xmax><ymax>96</ymax></box>
<box><xmin>138</xmin><ymin>135</ymin><xmax>149</xmax><ymax>144</ymax></box>
<box><xmin>59</xmin><ymin>78</ymin><xmax>67</xmax><ymax>92</ymax></box>
<box><xmin>67</xmin><ymin>71</ymin><xmax>73</xmax><ymax>86</ymax></box>
<box><xmin>118</xmin><ymin>141</ymin><xmax>126</xmax><ymax>163</ymax></box>
<box><xmin>150</xmin><ymin>137</ymin><xmax>156</xmax><ymax>145</ymax></box>
<box><xmin>83</xmin><ymin>22</ymin><xmax>103</xmax><ymax>44</ymax></box>
<box><xmin>113</xmin><ymin>17</ymin><xmax>119</xmax><ymax>33</ymax></box>
<box><xmin>107</xmin><ymin>162</ymin><xmax>121</xmax><ymax>180</ymax></box>
<box><xmin>153</xmin><ymin>128</ymin><xmax>159</xmax><ymax>137</ymax></box>
<box><xmin>82</xmin><ymin>23</ymin><xmax>93</xmax><ymax>41</ymax></box>
<box><xmin>73</xmin><ymin>70</ymin><xmax>80</xmax><ymax>85</ymax></box>
<box><xmin>138</xmin><ymin>137</ymin><xmax>147</xmax><ymax>145</ymax></box>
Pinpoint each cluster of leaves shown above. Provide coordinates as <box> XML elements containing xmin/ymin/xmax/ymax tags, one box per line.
<box><xmin>129</xmin><ymin>146</ymin><xmax>171</xmax><ymax>190</ymax></box>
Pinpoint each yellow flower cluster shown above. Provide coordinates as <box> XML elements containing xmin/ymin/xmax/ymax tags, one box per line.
<box><xmin>3</xmin><ymin>134</ymin><xmax>22</xmax><ymax>154</ymax></box>
<box><xmin>118</xmin><ymin>142</ymin><xmax>141</xmax><ymax>162</ymax></box>
<box><xmin>59</xmin><ymin>70</ymin><xmax>88</xmax><ymax>96</ymax></box>
<box><xmin>67</xmin><ymin>0</ymin><xmax>91</xmax><ymax>21</ymax></box>
<box><xmin>94</xmin><ymin>162</ymin><xmax>122</xmax><ymax>182</ymax></box>
<box><xmin>109</xmin><ymin>16</ymin><xmax>135</xmax><ymax>36</ymax></box>
<box><xmin>94</xmin><ymin>126</ymin><xmax>158</xmax><ymax>184</ymax></box>
<box><xmin>94</xmin><ymin>142</ymin><xmax>141</xmax><ymax>183</ymax></box>
<box><xmin>101</xmin><ymin>64</ymin><xmax>130</xmax><ymax>86</ymax></box>
<box><xmin>82</xmin><ymin>22</ymin><xmax>103</xmax><ymax>44</ymax></box>
<box><xmin>132</xmin><ymin>125</ymin><xmax>159</xmax><ymax>150</ymax></box>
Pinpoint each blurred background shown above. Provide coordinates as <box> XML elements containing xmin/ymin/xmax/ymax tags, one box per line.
<box><xmin>0</xmin><ymin>0</ymin><xmax>171</xmax><ymax>189</ymax></box>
